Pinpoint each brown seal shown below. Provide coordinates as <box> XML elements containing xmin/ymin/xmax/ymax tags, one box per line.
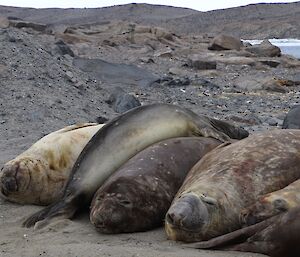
<box><xmin>184</xmin><ymin>206</ymin><xmax>300</xmax><ymax>257</ymax></box>
<box><xmin>241</xmin><ymin>178</ymin><xmax>300</xmax><ymax>226</ymax></box>
<box><xmin>22</xmin><ymin>103</ymin><xmax>248</xmax><ymax>229</ymax></box>
<box><xmin>90</xmin><ymin>137</ymin><xmax>221</xmax><ymax>233</ymax></box>
<box><xmin>165</xmin><ymin>129</ymin><xmax>300</xmax><ymax>242</ymax></box>
<box><xmin>0</xmin><ymin>123</ymin><xmax>104</xmax><ymax>205</ymax></box>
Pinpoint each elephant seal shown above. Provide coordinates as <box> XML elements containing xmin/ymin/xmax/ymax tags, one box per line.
<box><xmin>165</xmin><ymin>129</ymin><xmax>300</xmax><ymax>242</ymax></box>
<box><xmin>23</xmin><ymin>103</ymin><xmax>248</xmax><ymax>228</ymax></box>
<box><xmin>241</xmin><ymin>178</ymin><xmax>300</xmax><ymax>226</ymax></box>
<box><xmin>0</xmin><ymin>123</ymin><xmax>104</xmax><ymax>205</ymax></box>
<box><xmin>184</xmin><ymin>206</ymin><xmax>300</xmax><ymax>257</ymax></box>
<box><xmin>90</xmin><ymin>137</ymin><xmax>221</xmax><ymax>233</ymax></box>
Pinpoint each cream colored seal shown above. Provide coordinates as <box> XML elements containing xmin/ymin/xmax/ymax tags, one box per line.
<box><xmin>0</xmin><ymin>123</ymin><xmax>104</xmax><ymax>205</ymax></box>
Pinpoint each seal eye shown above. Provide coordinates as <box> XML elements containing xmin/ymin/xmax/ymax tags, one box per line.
<box><xmin>120</xmin><ymin>199</ymin><xmax>131</xmax><ymax>205</ymax></box>
<box><xmin>200</xmin><ymin>194</ymin><xmax>218</xmax><ymax>206</ymax></box>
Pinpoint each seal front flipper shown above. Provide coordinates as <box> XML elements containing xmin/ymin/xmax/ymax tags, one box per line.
<box><xmin>22</xmin><ymin>199</ymin><xmax>76</xmax><ymax>228</ymax></box>
<box><xmin>183</xmin><ymin>216</ymin><xmax>275</xmax><ymax>249</ymax></box>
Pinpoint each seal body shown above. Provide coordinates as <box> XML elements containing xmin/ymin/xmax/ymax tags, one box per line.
<box><xmin>241</xmin><ymin>178</ymin><xmax>300</xmax><ymax>225</ymax></box>
<box><xmin>165</xmin><ymin>129</ymin><xmax>300</xmax><ymax>242</ymax></box>
<box><xmin>90</xmin><ymin>137</ymin><xmax>221</xmax><ymax>233</ymax></box>
<box><xmin>185</xmin><ymin>206</ymin><xmax>300</xmax><ymax>257</ymax></box>
<box><xmin>0</xmin><ymin>123</ymin><xmax>103</xmax><ymax>205</ymax></box>
<box><xmin>23</xmin><ymin>103</ymin><xmax>248</xmax><ymax>228</ymax></box>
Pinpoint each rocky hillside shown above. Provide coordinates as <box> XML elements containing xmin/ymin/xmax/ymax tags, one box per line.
<box><xmin>1</xmin><ymin>2</ymin><xmax>300</xmax><ymax>38</ymax></box>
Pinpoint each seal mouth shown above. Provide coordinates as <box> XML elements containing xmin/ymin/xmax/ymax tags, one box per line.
<box><xmin>0</xmin><ymin>164</ymin><xmax>21</xmax><ymax>196</ymax></box>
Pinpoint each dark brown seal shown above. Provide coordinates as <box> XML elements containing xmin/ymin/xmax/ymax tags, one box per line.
<box><xmin>22</xmin><ymin>103</ymin><xmax>248</xmax><ymax>229</ymax></box>
<box><xmin>165</xmin><ymin>129</ymin><xmax>300</xmax><ymax>242</ymax></box>
<box><xmin>90</xmin><ymin>137</ymin><xmax>221</xmax><ymax>233</ymax></box>
<box><xmin>241</xmin><ymin>178</ymin><xmax>300</xmax><ymax>226</ymax></box>
<box><xmin>185</xmin><ymin>206</ymin><xmax>300</xmax><ymax>257</ymax></box>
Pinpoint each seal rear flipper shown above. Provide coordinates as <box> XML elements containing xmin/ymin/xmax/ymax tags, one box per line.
<box><xmin>183</xmin><ymin>216</ymin><xmax>275</xmax><ymax>249</ymax></box>
<box><xmin>208</xmin><ymin>118</ymin><xmax>249</xmax><ymax>140</ymax></box>
<box><xmin>22</xmin><ymin>200</ymin><xmax>76</xmax><ymax>228</ymax></box>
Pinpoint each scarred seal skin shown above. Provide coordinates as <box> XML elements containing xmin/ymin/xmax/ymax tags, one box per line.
<box><xmin>90</xmin><ymin>137</ymin><xmax>221</xmax><ymax>233</ymax></box>
<box><xmin>0</xmin><ymin>123</ymin><xmax>104</xmax><ymax>205</ymax></box>
<box><xmin>240</xmin><ymin>178</ymin><xmax>300</xmax><ymax>226</ymax></box>
<box><xmin>184</xmin><ymin>206</ymin><xmax>300</xmax><ymax>257</ymax></box>
<box><xmin>22</xmin><ymin>103</ymin><xmax>248</xmax><ymax>229</ymax></box>
<box><xmin>165</xmin><ymin>129</ymin><xmax>300</xmax><ymax>242</ymax></box>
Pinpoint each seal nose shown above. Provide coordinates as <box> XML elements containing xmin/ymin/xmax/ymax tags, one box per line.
<box><xmin>1</xmin><ymin>176</ymin><xmax>18</xmax><ymax>195</ymax></box>
<box><xmin>166</xmin><ymin>193</ymin><xmax>209</xmax><ymax>231</ymax></box>
<box><xmin>166</xmin><ymin>206</ymin><xmax>190</xmax><ymax>227</ymax></box>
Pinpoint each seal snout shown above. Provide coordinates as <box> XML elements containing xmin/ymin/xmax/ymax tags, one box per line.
<box><xmin>166</xmin><ymin>193</ymin><xmax>209</xmax><ymax>232</ymax></box>
<box><xmin>0</xmin><ymin>163</ymin><xmax>21</xmax><ymax>196</ymax></box>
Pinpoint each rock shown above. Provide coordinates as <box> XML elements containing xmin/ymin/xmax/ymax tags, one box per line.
<box><xmin>229</xmin><ymin>114</ymin><xmax>262</xmax><ymax>125</ymax></box>
<box><xmin>106</xmin><ymin>87</ymin><xmax>141</xmax><ymax>113</ymax></box>
<box><xmin>73</xmin><ymin>57</ymin><xmax>160</xmax><ymax>87</ymax></box>
<box><xmin>187</xmin><ymin>55</ymin><xmax>217</xmax><ymax>70</ymax></box>
<box><xmin>195</xmin><ymin>78</ymin><xmax>220</xmax><ymax>89</ymax></box>
<box><xmin>259</xmin><ymin>59</ymin><xmax>281</xmax><ymax>68</ymax></box>
<box><xmin>52</xmin><ymin>40</ymin><xmax>74</xmax><ymax>57</ymax></box>
<box><xmin>267</xmin><ymin>117</ymin><xmax>280</xmax><ymax>126</ymax></box>
<box><xmin>262</xmin><ymin>78</ymin><xmax>291</xmax><ymax>93</ymax></box>
<box><xmin>234</xmin><ymin>75</ymin><xmax>293</xmax><ymax>93</ymax></box>
<box><xmin>0</xmin><ymin>16</ymin><xmax>9</xmax><ymax>29</ymax></box>
<box><xmin>9</xmin><ymin>20</ymin><xmax>48</xmax><ymax>32</ymax></box>
<box><xmin>95</xmin><ymin>116</ymin><xmax>109</xmax><ymax>124</ymax></box>
<box><xmin>245</xmin><ymin>40</ymin><xmax>281</xmax><ymax>57</ymax></box>
<box><xmin>154</xmin><ymin>49</ymin><xmax>173</xmax><ymax>58</ymax></box>
<box><xmin>282</xmin><ymin>105</ymin><xmax>300</xmax><ymax>129</ymax></box>
<box><xmin>151</xmin><ymin>27</ymin><xmax>173</xmax><ymax>41</ymax></box>
<box><xmin>208</xmin><ymin>34</ymin><xmax>243</xmax><ymax>51</ymax></box>
<box><xmin>160</xmin><ymin>76</ymin><xmax>191</xmax><ymax>87</ymax></box>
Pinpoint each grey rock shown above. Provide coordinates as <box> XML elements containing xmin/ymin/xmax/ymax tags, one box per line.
<box><xmin>282</xmin><ymin>105</ymin><xmax>300</xmax><ymax>129</ymax></box>
<box><xmin>53</xmin><ymin>40</ymin><xmax>74</xmax><ymax>57</ymax></box>
<box><xmin>188</xmin><ymin>55</ymin><xmax>217</xmax><ymax>70</ymax></box>
<box><xmin>245</xmin><ymin>40</ymin><xmax>281</xmax><ymax>57</ymax></box>
<box><xmin>106</xmin><ymin>87</ymin><xmax>141</xmax><ymax>113</ymax></box>
<box><xmin>208</xmin><ymin>34</ymin><xmax>242</xmax><ymax>51</ymax></box>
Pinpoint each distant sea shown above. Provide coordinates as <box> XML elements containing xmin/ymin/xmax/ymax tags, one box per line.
<box><xmin>243</xmin><ymin>39</ymin><xmax>300</xmax><ymax>59</ymax></box>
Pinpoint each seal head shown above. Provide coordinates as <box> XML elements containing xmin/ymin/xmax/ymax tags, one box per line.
<box><xmin>165</xmin><ymin>193</ymin><xmax>220</xmax><ymax>242</ymax></box>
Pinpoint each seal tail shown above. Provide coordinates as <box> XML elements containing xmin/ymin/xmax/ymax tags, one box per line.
<box><xmin>22</xmin><ymin>200</ymin><xmax>76</xmax><ymax>228</ymax></box>
<box><xmin>183</xmin><ymin>216</ymin><xmax>276</xmax><ymax>249</ymax></box>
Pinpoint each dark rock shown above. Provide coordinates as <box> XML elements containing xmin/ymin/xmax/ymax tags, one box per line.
<box><xmin>245</xmin><ymin>40</ymin><xmax>281</xmax><ymax>57</ymax></box>
<box><xmin>259</xmin><ymin>59</ymin><xmax>281</xmax><ymax>67</ymax></box>
<box><xmin>208</xmin><ymin>34</ymin><xmax>242</xmax><ymax>51</ymax></box>
<box><xmin>282</xmin><ymin>105</ymin><xmax>300</xmax><ymax>129</ymax></box>
<box><xmin>160</xmin><ymin>76</ymin><xmax>191</xmax><ymax>87</ymax></box>
<box><xmin>95</xmin><ymin>116</ymin><xmax>109</xmax><ymax>124</ymax></box>
<box><xmin>53</xmin><ymin>40</ymin><xmax>74</xmax><ymax>57</ymax></box>
<box><xmin>9</xmin><ymin>20</ymin><xmax>48</xmax><ymax>32</ymax></box>
<box><xmin>106</xmin><ymin>87</ymin><xmax>141</xmax><ymax>113</ymax></box>
<box><xmin>195</xmin><ymin>78</ymin><xmax>220</xmax><ymax>89</ymax></box>
<box><xmin>73</xmin><ymin>57</ymin><xmax>160</xmax><ymax>87</ymax></box>
<box><xmin>187</xmin><ymin>55</ymin><xmax>217</xmax><ymax>70</ymax></box>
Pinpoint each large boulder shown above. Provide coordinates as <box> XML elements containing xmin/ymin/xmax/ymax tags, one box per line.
<box><xmin>282</xmin><ymin>106</ymin><xmax>300</xmax><ymax>129</ymax></box>
<box><xmin>245</xmin><ymin>40</ymin><xmax>281</xmax><ymax>57</ymax></box>
<box><xmin>208</xmin><ymin>34</ymin><xmax>243</xmax><ymax>51</ymax></box>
